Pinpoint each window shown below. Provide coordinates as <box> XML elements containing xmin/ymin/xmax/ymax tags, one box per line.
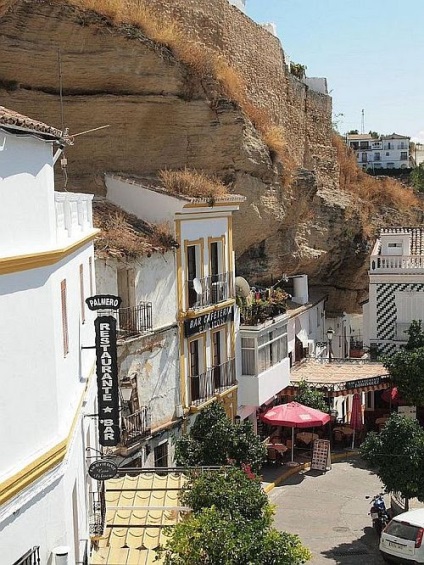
<box><xmin>61</xmin><ymin>279</ymin><xmax>69</xmax><ymax>356</ymax></box>
<box><xmin>187</xmin><ymin>244</ymin><xmax>200</xmax><ymax>308</ymax></box>
<box><xmin>241</xmin><ymin>337</ymin><xmax>256</xmax><ymax>375</ymax></box>
<box><xmin>241</xmin><ymin>325</ymin><xmax>288</xmax><ymax>376</ymax></box>
<box><xmin>374</xmin><ymin>152</ymin><xmax>380</xmax><ymax>161</ymax></box>
<box><xmin>386</xmin><ymin>162</ymin><xmax>395</xmax><ymax>169</ymax></box>
<box><xmin>89</xmin><ymin>256</ymin><xmax>94</xmax><ymax>296</ymax></box>
<box><xmin>361</xmin><ymin>152</ymin><xmax>367</xmax><ymax>162</ymax></box>
<box><xmin>210</xmin><ymin>242</ymin><xmax>219</xmax><ymax>280</ymax></box>
<box><xmin>400</xmin><ymin>151</ymin><xmax>408</xmax><ymax>160</ymax></box>
<box><xmin>359</xmin><ymin>141</ymin><xmax>369</xmax><ymax>149</ymax></box>
<box><xmin>79</xmin><ymin>264</ymin><xmax>85</xmax><ymax>324</ymax></box>
<box><xmin>386</xmin><ymin>152</ymin><xmax>390</xmax><ymax>156</ymax></box>
<box><xmin>189</xmin><ymin>336</ymin><xmax>205</xmax><ymax>402</ymax></box>
<box><xmin>154</xmin><ymin>442</ymin><xmax>168</xmax><ymax>468</ymax></box>
<box><xmin>212</xmin><ymin>329</ymin><xmax>225</xmax><ymax>389</ymax></box>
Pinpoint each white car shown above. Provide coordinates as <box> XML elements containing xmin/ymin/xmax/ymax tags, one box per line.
<box><xmin>380</xmin><ymin>508</ymin><xmax>424</xmax><ymax>564</ymax></box>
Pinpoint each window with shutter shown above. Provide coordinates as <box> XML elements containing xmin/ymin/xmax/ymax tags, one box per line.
<box><xmin>80</xmin><ymin>264</ymin><xmax>85</xmax><ymax>324</ymax></box>
<box><xmin>61</xmin><ymin>279</ymin><xmax>69</xmax><ymax>356</ymax></box>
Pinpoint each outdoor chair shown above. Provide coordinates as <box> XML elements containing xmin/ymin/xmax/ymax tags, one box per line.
<box><xmin>267</xmin><ymin>448</ymin><xmax>278</xmax><ymax>465</ymax></box>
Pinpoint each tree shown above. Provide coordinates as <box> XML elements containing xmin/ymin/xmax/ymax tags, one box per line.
<box><xmin>174</xmin><ymin>402</ymin><xmax>266</xmax><ymax>473</ymax></box>
<box><xmin>347</xmin><ymin>129</ymin><xmax>359</xmax><ymax>135</ymax></box>
<box><xmin>383</xmin><ymin>320</ymin><xmax>424</xmax><ymax>405</ymax></box>
<box><xmin>289</xmin><ymin>62</ymin><xmax>306</xmax><ymax>79</ymax></box>
<box><xmin>411</xmin><ymin>163</ymin><xmax>424</xmax><ymax>192</ymax></box>
<box><xmin>295</xmin><ymin>379</ymin><xmax>329</xmax><ymax>413</ymax></box>
<box><xmin>361</xmin><ymin>413</ymin><xmax>424</xmax><ymax>508</ymax></box>
<box><xmin>158</xmin><ymin>469</ymin><xmax>311</xmax><ymax>564</ymax></box>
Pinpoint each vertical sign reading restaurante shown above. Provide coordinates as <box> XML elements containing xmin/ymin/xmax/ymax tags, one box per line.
<box><xmin>94</xmin><ymin>315</ymin><xmax>120</xmax><ymax>446</ymax></box>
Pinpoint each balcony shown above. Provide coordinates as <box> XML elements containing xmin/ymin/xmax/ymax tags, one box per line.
<box><xmin>103</xmin><ymin>303</ymin><xmax>153</xmax><ymax>339</ymax></box>
<box><xmin>190</xmin><ymin>358</ymin><xmax>236</xmax><ymax>406</ymax></box>
<box><xmin>187</xmin><ymin>272</ymin><xmax>232</xmax><ymax>310</ymax></box>
<box><xmin>55</xmin><ymin>192</ymin><xmax>94</xmax><ymax>243</ymax></box>
<box><xmin>89</xmin><ymin>489</ymin><xmax>106</xmax><ymax>538</ymax></box>
<box><xmin>121</xmin><ymin>406</ymin><xmax>151</xmax><ymax>447</ymax></box>
<box><xmin>370</xmin><ymin>255</ymin><xmax>424</xmax><ymax>273</ymax></box>
<box><xmin>238</xmin><ymin>357</ymin><xmax>290</xmax><ymax>406</ymax></box>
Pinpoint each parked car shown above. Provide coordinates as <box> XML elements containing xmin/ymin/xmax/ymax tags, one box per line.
<box><xmin>380</xmin><ymin>508</ymin><xmax>424</xmax><ymax>563</ymax></box>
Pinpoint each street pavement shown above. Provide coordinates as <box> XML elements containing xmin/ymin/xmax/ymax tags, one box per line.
<box><xmin>269</xmin><ymin>458</ymin><xmax>387</xmax><ymax>564</ymax></box>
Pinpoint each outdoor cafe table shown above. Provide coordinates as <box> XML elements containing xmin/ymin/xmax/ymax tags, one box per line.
<box><xmin>266</xmin><ymin>442</ymin><xmax>288</xmax><ymax>454</ymax></box>
<box><xmin>296</xmin><ymin>432</ymin><xmax>319</xmax><ymax>445</ymax></box>
<box><xmin>332</xmin><ymin>426</ymin><xmax>354</xmax><ymax>437</ymax></box>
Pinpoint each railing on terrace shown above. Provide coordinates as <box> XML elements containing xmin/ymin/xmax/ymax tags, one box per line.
<box><xmin>370</xmin><ymin>255</ymin><xmax>424</xmax><ymax>272</ymax></box>
<box><xmin>103</xmin><ymin>303</ymin><xmax>153</xmax><ymax>339</ymax></box>
<box><xmin>187</xmin><ymin>272</ymin><xmax>232</xmax><ymax>309</ymax></box>
<box><xmin>121</xmin><ymin>406</ymin><xmax>151</xmax><ymax>447</ymax></box>
<box><xmin>13</xmin><ymin>547</ymin><xmax>40</xmax><ymax>565</ymax></box>
<box><xmin>190</xmin><ymin>358</ymin><xmax>236</xmax><ymax>406</ymax></box>
<box><xmin>55</xmin><ymin>192</ymin><xmax>93</xmax><ymax>241</ymax></box>
<box><xmin>89</xmin><ymin>489</ymin><xmax>106</xmax><ymax>538</ymax></box>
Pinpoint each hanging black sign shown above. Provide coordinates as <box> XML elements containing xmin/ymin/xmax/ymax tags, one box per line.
<box><xmin>95</xmin><ymin>316</ymin><xmax>120</xmax><ymax>446</ymax></box>
<box><xmin>86</xmin><ymin>294</ymin><xmax>122</xmax><ymax>311</ymax></box>
<box><xmin>345</xmin><ymin>375</ymin><xmax>389</xmax><ymax>390</ymax></box>
<box><xmin>88</xmin><ymin>459</ymin><xmax>118</xmax><ymax>481</ymax></box>
<box><xmin>184</xmin><ymin>305</ymin><xmax>234</xmax><ymax>337</ymax></box>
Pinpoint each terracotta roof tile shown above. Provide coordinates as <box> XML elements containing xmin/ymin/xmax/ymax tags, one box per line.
<box><xmin>0</xmin><ymin>106</ymin><xmax>62</xmax><ymax>138</ymax></box>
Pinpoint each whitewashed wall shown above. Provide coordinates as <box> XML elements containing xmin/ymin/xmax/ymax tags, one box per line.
<box><xmin>95</xmin><ymin>251</ymin><xmax>177</xmax><ymax>330</ymax></box>
<box><xmin>0</xmin><ymin>131</ymin><xmax>56</xmax><ymax>254</ymax></box>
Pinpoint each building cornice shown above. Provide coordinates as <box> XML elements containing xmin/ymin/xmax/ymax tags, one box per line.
<box><xmin>0</xmin><ymin>230</ymin><xmax>99</xmax><ymax>275</ymax></box>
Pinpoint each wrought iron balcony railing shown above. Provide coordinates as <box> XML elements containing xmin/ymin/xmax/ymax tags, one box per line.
<box><xmin>187</xmin><ymin>272</ymin><xmax>232</xmax><ymax>309</ymax></box>
<box><xmin>104</xmin><ymin>302</ymin><xmax>153</xmax><ymax>339</ymax></box>
<box><xmin>89</xmin><ymin>489</ymin><xmax>106</xmax><ymax>538</ymax></box>
<box><xmin>190</xmin><ymin>358</ymin><xmax>236</xmax><ymax>406</ymax></box>
<box><xmin>13</xmin><ymin>546</ymin><xmax>40</xmax><ymax>565</ymax></box>
<box><xmin>121</xmin><ymin>406</ymin><xmax>151</xmax><ymax>447</ymax></box>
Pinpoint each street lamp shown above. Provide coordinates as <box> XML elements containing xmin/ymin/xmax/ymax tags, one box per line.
<box><xmin>120</xmin><ymin>379</ymin><xmax>133</xmax><ymax>403</ymax></box>
<box><xmin>327</xmin><ymin>328</ymin><xmax>335</xmax><ymax>363</ymax></box>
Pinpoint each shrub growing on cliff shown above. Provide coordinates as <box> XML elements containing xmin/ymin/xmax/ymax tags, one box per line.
<box><xmin>159</xmin><ymin>168</ymin><xmax>227</xmax><ymax>200</ymax></box>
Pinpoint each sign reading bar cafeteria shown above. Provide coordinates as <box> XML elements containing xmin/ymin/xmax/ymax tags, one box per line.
<box><xmin>184</xmin><ymin>305</ymin><xmax>234</xmax><ymax>337</ymax></box>
<box><xmin>94</xmin><ymin>315</ymin><xmax>120</xmax><ymax>446</ymax></box>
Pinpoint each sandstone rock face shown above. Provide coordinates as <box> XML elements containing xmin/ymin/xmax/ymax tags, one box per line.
<box><xmin>0</xmin><ymin>0</ymin><xmax>419</xmax><ymax>312</ymax></box>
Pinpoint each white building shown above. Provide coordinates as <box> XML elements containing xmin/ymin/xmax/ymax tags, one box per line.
<box><xmin>93</xmin><ymin>198</ymin><xmax>181</xmax><ymax>468</ymax></box>
<box><xmin>346</xmin><ymin>132</ymin><xmax>410</xmax><ymax>171</ymax></box>
<box><xmin>228</xmin><ymin>0</ymin><xmax>246</xmax><ymax>13</ymax></box>
<box><xmin>103</xmin><ymin>174</ymin><xmax>244</xmax><ymax>448</ymax></box>
<box><xmin>0</xmin><ymin>108</ymin><xmax>99</xmax><ymax>564</ymax></box>
<box><xmin>364</xmin><ymin>227</ymin><xmax>424</xmax><ymax>357</ymax></box>
<box><xmin>237</xmin><ymin>274</ymin><xmax>328</xmax><ymax>430</ymax></box>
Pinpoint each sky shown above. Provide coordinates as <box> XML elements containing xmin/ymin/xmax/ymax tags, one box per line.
<box><xmin>245</xmin><ymin>0</ymin><xmax>424</xmax><ymax>143</ymax></box>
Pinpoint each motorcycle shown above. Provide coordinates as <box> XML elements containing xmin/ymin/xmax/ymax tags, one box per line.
<box><xmin>366</xmin><ymin>494</ymin><xmax>391</xmax><ymax>536</ymax></box>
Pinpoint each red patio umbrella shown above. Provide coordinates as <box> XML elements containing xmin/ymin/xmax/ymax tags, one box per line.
<box><xmin>381</xmin><ymin>386</ymin><xmax>406</xmax><ymax>406</ymax></box>
<box><xmin>261</xmin><ymin>402</ymin><xmax>330</xmax><ymax>462</ymax></box>
<box><xmin>349</xmin><ymin>393</ymin><xmax>362</xmax><ymax>448</ymax></box>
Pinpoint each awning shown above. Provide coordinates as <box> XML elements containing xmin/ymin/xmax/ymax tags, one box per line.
<box><xmin>91</xmin><ymin>471</ymin><xmax>187</xmax><ymax>565</ymax></box>
<box><xmin>285</xmin><ymin>359</ymin><xmax>390</xmax><ymax>397</ymax></box>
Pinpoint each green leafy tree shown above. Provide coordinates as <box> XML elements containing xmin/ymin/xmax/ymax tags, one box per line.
<box><xmin>361</xmin><ymin>414</ymin><xmax>424</xmax><ymax>508</ymax></box>
<box><xmin>174</xmin><ymin>402</ymin><xmax>266</xmax><ymax>473</ymax></box>
<box><xmin>383</xmin><ymin>320</ymin><xmax>424</xmax><ymax>405</ymax></box>
<box><xmin>180</xmin><ymin>468</ymin><xmax>270</xmax><ymax>524</ymax></box>
<box><xmin>411</xmin><ymin>163</ymin><xmax>424</xmax><ymax>192</ymax></box>
<box><xmin>295</xmin><ymin>379</ymin><xmax>329</xmax><ymax>413</ymax></box>
<box><xmin>157</xmin><ymin>469</ymin><xmax>311</xmax><ymax>564</ymax></box>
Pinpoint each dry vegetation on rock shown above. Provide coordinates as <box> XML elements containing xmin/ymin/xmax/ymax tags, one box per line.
<box><xmin>159</xmin><ymin>168</ymin><xmax>227</xmax><ymax>200</ymax></box>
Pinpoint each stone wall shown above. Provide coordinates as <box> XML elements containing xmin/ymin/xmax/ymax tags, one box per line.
<box><xmin>147</xmin><ymin>0</ymin><xmax>334</xmax><ymax>172</ymax></box>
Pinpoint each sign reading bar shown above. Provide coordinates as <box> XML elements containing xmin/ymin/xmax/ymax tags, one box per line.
<box><xmin>184</xmin><ymin>305</ymin><xmax>234</xmax><ymax>337</ymax></box>
<box><xmin>86</xmin><ymin>294</ymin><xmax>122</xmax><ymax>311</ymax></box>
<box><xmin>95</xmin><ymin>316</ymin><xmax>120</xmax><ymax>447</ymax></box>
<box><xmin>345</xmin><ymin>375</ymin><xmax>388</xmax><ymax>390</ymax></box>
<box><xmin>88</xmin><ymin>459</ymin><xmax>118</xmax><ymax>481</ymax></box>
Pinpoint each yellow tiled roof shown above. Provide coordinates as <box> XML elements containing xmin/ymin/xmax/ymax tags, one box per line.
<box><xmin>91</xmin><ymin>472</ymin><xmax>187</xmax><ymax>565</ymax></box>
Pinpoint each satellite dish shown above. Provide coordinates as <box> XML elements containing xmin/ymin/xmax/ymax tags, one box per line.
<box><xmin>235</xmin><ymin>276</ymin><xmax>251</xmax><ymax>298</ymax></box>
<box><xmin>193</xmin><ymin>278</ymin><xmax>202</xmax><ymax>295</ymax></box>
